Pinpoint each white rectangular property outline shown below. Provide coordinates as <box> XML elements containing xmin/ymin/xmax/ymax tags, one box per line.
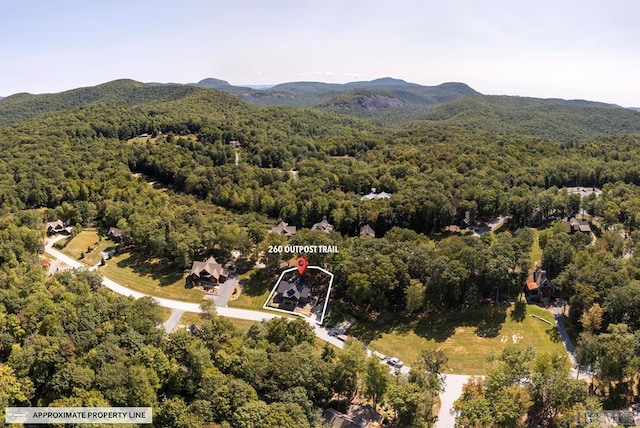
<box><xmin>263</xmin><ymin>266</ymin><xmax>334</xmax><ymax>325</ymax></box>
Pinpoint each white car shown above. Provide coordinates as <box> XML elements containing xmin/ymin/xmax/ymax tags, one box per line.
<box><xmin>387</xmin><ymin>357</ymin><xmax>404</xmax><ymax>368</ymax></box>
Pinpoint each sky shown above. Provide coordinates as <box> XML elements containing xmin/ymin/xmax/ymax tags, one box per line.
<box><xmin>1</xmin><ymin>0</ymin><xmax>639</xmax><ymax>106</ymax></box>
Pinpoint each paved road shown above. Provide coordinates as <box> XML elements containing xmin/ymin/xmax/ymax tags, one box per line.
<box><xmin>44</xmin><ymin>235</ymin><xmax>346</xmax><ymax>349</ymax></box>
<box><xmin>44</xmin><ymin>236</ymin><xmax>475</xmax><ymax>415</ymax></box>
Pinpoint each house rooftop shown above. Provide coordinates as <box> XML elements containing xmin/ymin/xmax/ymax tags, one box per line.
<box><xmin>108</xmin><ymin>227</ymin><xmax>123</xmax><ymax>237</ymax></box>
<box><xmin>190</xmin><ymin>256</ymin><xmax>227</xmax><ymax>279</ymax></box>
<box><xmin>361</xmin><ymin>188</ymin><xmax>392</xmax><ymax>201</ymax></box>
<box><xmin>360</xmin><ymin>224</ymin><xmax>376</xmax><ymax>238</ymax></box>
<box><xmin>271</xmin><ymin>221</ymin><xmax>296</xmax><ymax>236</ymax></box>
<box><xmin>277</xmin><ymin>280</ymin><xmax>310</xmax><ymax>301</ymax></box>
<box><xmin>311</xmin><ymin>216</ymin><xmax>334</xmax><ymax>234</ymax></box>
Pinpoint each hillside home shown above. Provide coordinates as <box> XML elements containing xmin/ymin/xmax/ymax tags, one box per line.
<box><xmin>276</xmin><ymin>280</ymin><xmax>311</xmax><ymax>306</ymax></box>
<box><xmin>271</xmin><ymin>221</ymin><xmax>297</xmax><ymax>236</ymax></box>
<box><xmin>311</xmin><ymin>216</ymin><xmax>334</xmax><ymax>234</ymax></box>
<box><xmin>186</xmin><ymin>257</ymin><xmax>228</xmax><ymax>290</ymax></box>
<box><xmin>359</xmin><ymin>224</ymin><xmax>376</xmax><ymax>238</ymax></box>
<box><xmin>107</xmin><ymin>227</ymin><xmax>124</xmax><ymax>242</ymax></box>
<box><xmin>525</xmin><ymin>268</ymin><xmax>552</xmax><ymax>300</ymax></box>
<box><xmin>46</xmin><ymin>220</ymin><xmax>73</xmax><ymax>236</ymax></box>
<box><xmin>564</xmin><ymin>217</ymin><xmax>591</xmax><ymax>234</ymax></box>
<box><xmin>322</xmin><ymin>409</ymin><xmax>359</xmax><ymax>428</ymax></box>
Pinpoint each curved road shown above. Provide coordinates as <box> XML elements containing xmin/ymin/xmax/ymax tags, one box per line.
<box><xmin>45</xmin><ymin>235</ymin><xmax>465</xmax><ymax>426</ymax></box>
<box><xmin>44</xmin><ymin>236</ymin><xmax>345</xmax><ymax>348</ymax></box>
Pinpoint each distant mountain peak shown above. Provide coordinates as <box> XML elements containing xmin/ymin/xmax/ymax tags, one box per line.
<box><xmin>195</xmin><ymin>78</ymin><xmax>233</xmax><ymax>88</ymax></box>
<box><xmin>368</xmin><ymin>77</ymin><xmax>409</xmax><ymax>85</ymax></box>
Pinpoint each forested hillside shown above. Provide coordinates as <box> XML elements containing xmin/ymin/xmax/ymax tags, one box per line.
<box><xmin>418</xmin><ymin>95</ymin><xmax>640</xmax><ymax>140</ymax></box>
<box><xmin>0</xmin><ymin>80</ymin><xmax>202</xmax><ymax>126</ymax></box>
<box><xmin>3</xmin><ymin>80</ymin><xmax>640</xmax><ymax>425</ymax></box>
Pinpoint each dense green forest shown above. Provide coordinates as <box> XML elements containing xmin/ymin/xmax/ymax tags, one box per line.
<box><xmin>2</xmin><ymin>79</ymin><xmax>640</xmax><ymax>426</ymax></box>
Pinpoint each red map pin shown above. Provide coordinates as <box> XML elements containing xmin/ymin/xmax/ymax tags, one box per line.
<box><xmin>296</xmin><ymin>257</ymin><xmax>308</xmax><ymax>275</ymax></box>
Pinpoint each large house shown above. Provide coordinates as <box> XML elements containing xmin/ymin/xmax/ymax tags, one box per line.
<box><xmin>46</xmin><ymin>220</ymin><xmax>73</xmax><ymax>236</ymax></box>
<box><xmin>186</xmin><ymin>257</ymin><xmax>228</xmax><ymax>290</ymax></box>
<box><xmin>525</xmin><ymin>268</ymin><xmax>552</xmax><ymax>300</ymax></box>
<box><xmin>271</xmin><ymin>221</ymin><xmax>297</xmax><ymax>236</ymax></box>
<box><xmin>107</xmin><ymin>227</ymin><xmax>124</xmax><ymax>242</ymax></box>
<box><xmin>564</xmin><ymin>217</ymin><xmax>591</xmax><ymax>234</ymax></box>
<box><xmin>276</xmin><ymin>280</ymin><xmax>311</xmax><ymax>306</ymax></box>
<box><xmin>311</xmin><ymin>216</ymin><xmax>334</xmax><ymax>234</ymax></box>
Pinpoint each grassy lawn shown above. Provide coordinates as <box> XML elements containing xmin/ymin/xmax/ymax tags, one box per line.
<box><xmin>529</xmin><ymin>228</ymin><xmax>543</xmax><ymax>272</ymax></box>
<box><xmin>61</xmin><ymin>228</ymin><xmax>115</xmax><ymax>266</ymax></box>
<box><xmin>158</xmin><ymin>306</ymin><xmax>172</xmax><ymax>322</ymax></box>
<box><xmin>228</xmin><ymin>269</ymin><xmax>273</xmax><ymax>311</ymax></box>
<box><xmin>350</xmin><ymin>303</ymin><xmax>566</xmax><ymax>375</ymax></box>
<box><xmin>100</xmin><ymin>251</ymin><xmax>204</xmax><ymax>303</ymax></box>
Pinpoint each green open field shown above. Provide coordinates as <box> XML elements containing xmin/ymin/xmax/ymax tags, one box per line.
<box><xmin>61</xmin><ymin>228</ymin><xmax>115</xmax><ymax>266</ymax></box>
<box><xmin>100</xmin><ymin>251</ymin><xmax>204</xmax><ymax>303</ymax></box>
<box><xmin>350</xmin><ymin>303</ymin><xmax>566</xmax><ymax>375</ymax></box>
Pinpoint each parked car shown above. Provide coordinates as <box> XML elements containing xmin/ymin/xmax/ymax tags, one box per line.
<box><xmin>387</xmin><ymin>357</ymin><xmax>404</xmax><ymax>368</ymax></box>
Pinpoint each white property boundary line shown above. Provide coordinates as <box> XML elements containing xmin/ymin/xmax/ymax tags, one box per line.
<box><xmin>263</xmin><ymin>266</ymin><xmax>334</xmax><ymax>325</ymax></box>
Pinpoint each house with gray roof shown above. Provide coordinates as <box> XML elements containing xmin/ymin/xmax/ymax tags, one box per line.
<box><xmin>46</xmin><ymin>220</ymin><xmax>73</xmax><ymax>236</ymax></box>
<box><xmin>271</xmin><ymin>221</ymin><xmax>296</xmax><ymax>236</ymax></box>
<box><xmin>276</xmin><ymin>280</ymin><xmax>311</xmax><ymax>306</ymax></box>
<box><xmin>564</xmin><ymin>217</ymin><xmax>591</xmax><ymax>234</ymax></box>
<box><xmin>311</xmin><ymin>216</ymin><xmax>334</xmax><ymax>234</ymax></box>
<box><xmin>186</xmin><ymin>256</ymin><xmax>228</xmax><ymax>289</ymax></box>
<box><xmin>359</xmin><ymin>224</ymin><xmax>376</xmax><ymax>238</ymax></box>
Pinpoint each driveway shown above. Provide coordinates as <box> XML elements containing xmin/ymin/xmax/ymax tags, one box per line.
<box><xmin>204</xmin><ymin>277</ymin><xmax>237</xmax><ymax>307</ymax></box>
<box><xmin>549</xmin><ymin>305</ymin><xmax>593</xmax><ymax>380</ymax></box>
<box><xmin>162</xmin><ymin>309</ymin><xmax>185</xmax><ymax>333</ymax></box>
<box><xmin>436</xmin><ymin>374</ymin><xmax>472</xmax><ymax>428</ymax></box>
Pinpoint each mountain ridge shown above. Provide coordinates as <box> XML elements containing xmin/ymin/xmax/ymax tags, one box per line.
<box><xmin>1</xmin><ymin>78</ymin><xmax>638</xmax><ymax>140</ymax></box>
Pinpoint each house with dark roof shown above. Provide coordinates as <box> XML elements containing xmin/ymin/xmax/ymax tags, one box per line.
<box><xmin>46</xmin><ymin>220</ymin><xmax>73</xmax><ymax>236</ymax></box>
<box><xmin>271</xmin><ymin>221</ymin><xmax>297</xmax><ymax>236</ymax></box>
<box><xmin>276</xmin><ymin>280</ymin><xmax>311</xmax><ymax>306</ymax></box>
<box><xmin>564</xmin><ymin>217</ymin><xmax>592</xmax><ymax>234</ymax></box>
<box><xmin>186</xmin><ymin>257</ymin><xmax>229</xmax><ymax>289</ymax></box>
<box><xmin>359</xmin><ymin>224</ymin><xmax>376</xmax><ymax>238</ymax></box>
<box><xmin>311</xmin><ymin>216</ymin><xmax>334</xmax><ymax>234</ymax></box>
<box><xmin>107</xmin><ymin>227</ymin><xmax>124</xmax><ymax>242</ymax></box>
<box><xmin>525</xmin><ymin>268</ymin><xmax>552</xmax><ymax>300</ymax></box>
<box><xmin>322</xmin><ymin>409</ymin><xmax>360</xmax><ymax>428</ymax></box>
